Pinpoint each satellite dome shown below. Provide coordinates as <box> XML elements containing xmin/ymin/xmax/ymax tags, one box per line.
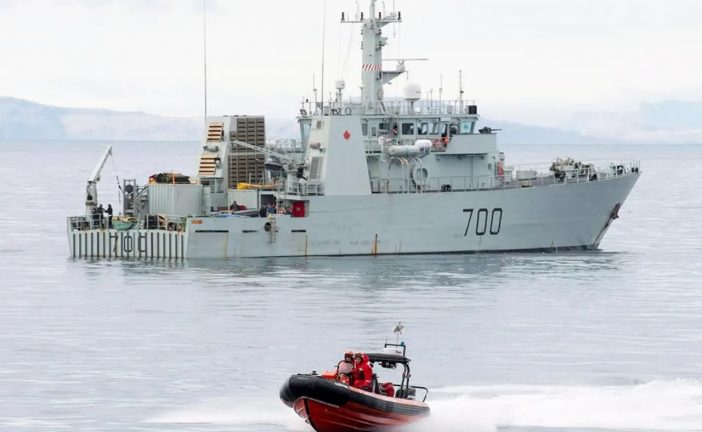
<box><xmin>403</xmin><ymin>82</ymin><xmax>422</xmax><ymax>102</ymax></box>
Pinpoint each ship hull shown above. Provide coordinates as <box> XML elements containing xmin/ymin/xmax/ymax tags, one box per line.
<box><xmin>280</xmin><ymin>374</ymin><xmax>429</xmax><ymax>432</ymax></box>
<box><xmin>68</xmin><ymin>173</ymin><xmax>638</xmax><ymax>259</ymax></box>
<box><xmin>185</xmin><ymin>172</ymin><xmax>639</xmax><ymax>258</ymax></box>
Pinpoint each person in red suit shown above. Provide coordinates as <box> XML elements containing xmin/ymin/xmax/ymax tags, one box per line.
<box><xmin>336</xmin><ymin>351</ymin><xmax>355</xmax><ymax>384</ymax></box>
<box><xmin>352</xmin><ymin>352</ymin><xmax>373</xmax><ymax>391</ymax></box>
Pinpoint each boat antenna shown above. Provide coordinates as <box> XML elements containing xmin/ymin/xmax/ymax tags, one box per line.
<box><xmin>439</xmin><ymin>74</ymin><xmax>443</xmax><ymax>108</ymax></box>
<box><xmin>202</xmin><ymin>0</ymin><xmax>208</xmax><ymax>132</ymax></box>
<box><xmin>459</xmin><ymin>69</ymin><xmax>464</xmax><ymax>110</ymax></box>
<box><xmin>320</xmin><ymin>0</ymin><xmax>327</xmax><ymax>113</ymax></box>
<box><xmin>313</xmin><ymin>73</ymin><xmax>318</xmax><ymax>114</ymax></box>
<box><xmin>392</xmin><ymin>321</ymin><xmax>404</xmax><ymax>344</ymax></box>
<box><xmin>109</xmin><ymin>156</ymin><xmax>122</xmax><ymax>207</ymax></box>
<box><xmin>392</xmin><ymin>0</ymin><xmax>397</xmax><ymax>38</ymax></box>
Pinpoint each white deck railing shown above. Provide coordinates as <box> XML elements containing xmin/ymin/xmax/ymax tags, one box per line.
<box><xmin>369</xmin><ymin>160</ymin><xmax>640</xmax><ymax>194</ymax></box>
<box><xmin>67</xmin><ymin>213</ymin><xmax>188</xmax><ymax>232</ymax></box>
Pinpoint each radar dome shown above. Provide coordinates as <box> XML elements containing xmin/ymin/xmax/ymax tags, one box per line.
<box><xmin>335</xmin><ymin>79</ymin><xmax>346</xmax><ymax>90</ymax></box>
<box><xmin>403</xmin><ymin>83</ymin><xmax>422</xmax><ymax>102</ymax></box>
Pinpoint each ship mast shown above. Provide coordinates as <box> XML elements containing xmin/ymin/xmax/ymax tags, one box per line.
<box><xmin>341</xmin><ymin>0</ymin><xmax>403</xmax><ymax>114</ymax></box>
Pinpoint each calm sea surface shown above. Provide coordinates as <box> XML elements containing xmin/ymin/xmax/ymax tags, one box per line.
<box><xmin>0</xmin><ymin>140</ymin><xmax>701</xmax><ymax>432</ymax></box>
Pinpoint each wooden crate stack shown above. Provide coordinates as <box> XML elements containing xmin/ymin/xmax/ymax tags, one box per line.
<box><xmin>229</xmin><ymin>116</ymin><xmax>266</xmax><ymax>189</ymax></box>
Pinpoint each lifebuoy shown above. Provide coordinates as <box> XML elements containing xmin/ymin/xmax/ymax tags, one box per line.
<box><xmin>344</xmin><ymin>107</ymin><xmax>352</xmax><ymax>115</ymax></box>
<box><xmin>411</xmin><ymin>166</ymin><xmax>428</xmax><ymax>186</ymax></box>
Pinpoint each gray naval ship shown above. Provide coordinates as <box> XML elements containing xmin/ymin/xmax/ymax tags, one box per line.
<box><xmin>67</xmin><ymin>1</ymin><xmax>640</xmax><ymax>259</ymax></box>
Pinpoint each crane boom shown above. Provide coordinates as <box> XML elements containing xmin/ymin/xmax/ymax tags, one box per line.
<box><xmin>88</xmin><ymin>145</ymin><xmax>113</xmax><ymax>183</ymax></box>
<box><xmin>85</xmin><ymin>145</ymin><xmax>113</xmax><ymax>219</ymax></box>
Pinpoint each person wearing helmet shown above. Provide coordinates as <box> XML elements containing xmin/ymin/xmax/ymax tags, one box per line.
<box><xmin>336</xmin><ymin>350</ymin><xmax>355</xmax><ymax>384</ymax></box>
<box><xmin>352</xmin><ymin>352</ymin><xmax>373</xmax><ymax>391</ymax></box>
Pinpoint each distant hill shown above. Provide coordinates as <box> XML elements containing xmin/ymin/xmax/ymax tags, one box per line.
<box><xmin>562</xmin><ymin>100</ymin><xmax>702</xmax><ymax>144</ymax></box>
<box><xmin>479</xmin><ymin>119</ymin><xmax>610</xmax><ymax>146</ymax></box>
<box><xmin>0</xmin><ymin>96</ymin><xmax>628</xmax><ymax>144</ymax></box>
<box><xmin>0</xmin><ymin>97</ymin><xmax>200</xmax><ymax>141</ymax></box>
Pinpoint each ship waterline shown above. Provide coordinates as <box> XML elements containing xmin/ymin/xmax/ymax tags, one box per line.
<box><xmin>68</xmin><ymin>171</ymin><xmax>637</xmax><ymax>259</ymax></box>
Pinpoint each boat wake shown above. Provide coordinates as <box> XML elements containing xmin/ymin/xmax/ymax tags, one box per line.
<box><xmin>145</xmin><ymin>396</ymin><xmax>306</xmax><ymax>430</ymax></box>
<box><xmin>409</xmin><ymin>379</ymin><xmax>702</xmax><ymax>432</ymax></box>
<box><xmin>145</xmin><ymin>380</ymin><xmax>702</xmax><ymax>431</ymax></box>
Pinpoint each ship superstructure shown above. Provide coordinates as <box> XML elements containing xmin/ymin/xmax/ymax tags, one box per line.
<box><xmin>67</xmin><ymin>1</ymin><xmax>640</xmax><ymax>259</ymax></box>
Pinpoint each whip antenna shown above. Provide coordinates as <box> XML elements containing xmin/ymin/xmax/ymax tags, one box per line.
<box><xmin>110</xmin><ymin>156</ymin><xmax>122</xmax><ymax>207</ymax></box>
<box><xmin>320</xmin><ymin>0</ymin><xmax>327</xmax><ymax>113</ymax></box>
<box><xmin>202</xmin><ymin>0</ymin><xmax>208</xmax><ymax>132</ymax></box>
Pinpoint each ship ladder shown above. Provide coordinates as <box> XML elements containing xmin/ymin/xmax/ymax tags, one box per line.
<box><xmin>198</xmin><ymin>122</ymin><xmax>225</xmax><ymax>177</ymax></box>
<box><xmin>268</xmin><ymin>216</ymin><xmax>277</xmax><ymax>243</ymax></box>
<box><xmin>207</xmin><ymin>122</ymin><xmax>224</xmax><ymax>142</ymax></box>
<box><xmin>198</xmin><ymin>155</ymin><xmax>218</xmax><ymax>177</ymax></box>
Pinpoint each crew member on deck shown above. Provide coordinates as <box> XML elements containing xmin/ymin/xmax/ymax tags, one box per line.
<box><xmin>106</xmin><ymin>204</ymin><xmax>113</xmax><ymax>228</ymax></box>
<box><xmin>441</xmin><ymin>132</ymin><xmax>449</xmax><ymax>145</ymax></box>
<box><xmin>266</xmin><ymin>202</ymin><xmax>277</xmax><ymax>215</ymax></box>
<box><xmin>337</xmin><ymin>351</ymin><xmax>355</xmax><ymax>384</ymax></box>
<box><xmin>96</xmin><ymin>204</ymin><xmax>105</xmax><ymax>228</ymax></box>
<box><xmin>352</xmin><ymin>352</ymin><xmax>373</xmax><ymax>391</ymax></box>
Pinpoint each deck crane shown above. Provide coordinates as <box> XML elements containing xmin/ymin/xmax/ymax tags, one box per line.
<box><xmin>85</xmin><ymin>145</ymin><xmax>113</xmax><ymax>219</ymax></box>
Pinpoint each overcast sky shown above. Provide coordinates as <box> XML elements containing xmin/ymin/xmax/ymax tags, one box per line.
<box><xmin>1</xmin><ymin>0</ymin><xmax>700</xmax><ymax>126</ymax></box>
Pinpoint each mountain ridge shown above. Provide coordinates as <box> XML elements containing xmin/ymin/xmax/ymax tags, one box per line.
<box><xmin>1</xmin><ymin>96</ymin><xmax>688</xmax><ymax>145</ymax></box>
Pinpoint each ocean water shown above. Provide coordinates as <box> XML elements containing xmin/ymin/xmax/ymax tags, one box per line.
<box><xmin>0</xmin><ymin>139</ymin><xmax>701</xmax><ymax>432</ymax></box>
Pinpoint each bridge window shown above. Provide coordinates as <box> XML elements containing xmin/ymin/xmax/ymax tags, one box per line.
<box><xmin>418</xmin><ymin>122</ymin><xmax>429</xmax><ymax>135</ymax></box>
<box><xmin>430</xmin><ymin>122</ymin><xmax>441</xmax><ymax>134</ymax></box>
<box><xmin>401</xmin><ymin>122</ymin><xmax>415</xmax><ymax>135</ymax></box>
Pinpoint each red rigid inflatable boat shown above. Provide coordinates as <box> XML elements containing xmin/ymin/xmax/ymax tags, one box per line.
<box><xmin>279</xmin><ymin>343</ymin><xmax>429</xmax><ymax>432</ymax></box>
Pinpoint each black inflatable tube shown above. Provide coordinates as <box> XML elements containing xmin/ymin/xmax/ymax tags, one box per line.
<box><xmin>279</xmin><ymin>374</ymin><xmax>429</xmax><ymax>416</ymax></box>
